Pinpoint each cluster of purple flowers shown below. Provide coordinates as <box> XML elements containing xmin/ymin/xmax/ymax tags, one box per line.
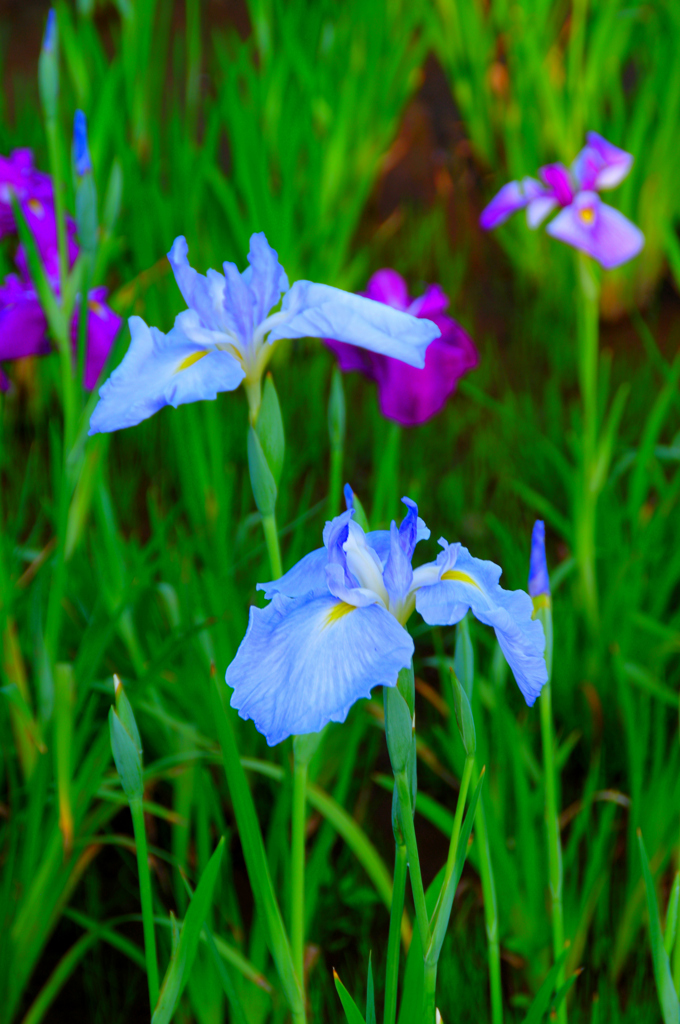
<box><xmin>0</xmin><ymin>148</ymin><xmax>120</xmax><ymax>392</ymax></box>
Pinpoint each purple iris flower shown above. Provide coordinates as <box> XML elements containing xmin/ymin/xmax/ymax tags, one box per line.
<box><xmin>0</xmin><ymin>154</ymin><xmax>119</xmax><ymax>391</ymax></box>
<box><xmin>324</xmin><ymin>269</ymin><xmax>478</xmax><ymax>425</ymax></box>
<box><xmin>89</xmin><ymin>234</ymin><xmax>441</xmax><ymax>434</ymax></box>
<box><xmin>480</xmin><ymin>132</ymin><xmax>644</xmax><ymax>269</ymax></box>
<box><xmin>226</xmin><ymin>497</ymin><xmax>547</xmax><ymax>745</ymax></box>
<box><xmin>0</xmin><ymin>149</ymin><xmax>53</xmax><ymax>240</ymax></box>
<box><xmin>0</xmin><ymin>266</ymin><xmax>121</xmax><ymax>391</ymax></box>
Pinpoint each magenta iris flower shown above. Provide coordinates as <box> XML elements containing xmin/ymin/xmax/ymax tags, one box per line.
<box><xmin>0</xmin><ymin>149</ymin><xmax>120</xmax><ymax>391</ymax></box>
<box><xmin>480</xmin><ymin>132</ymin><xmax>644</xmax><ymax>269</ymax></box>
<box><xmin>324</xmin><ymin>269</ymin><xmax>478</xmax><ymax>425</ymax></box>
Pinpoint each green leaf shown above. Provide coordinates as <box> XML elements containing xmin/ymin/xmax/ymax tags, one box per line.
<box><xmin>665</xmin><ymin>873</ymin><xmax>680</xmax><ymax>957</ymax></box>
<box><xmin>151</xmin><ymin>838</ymin><xmax>225</xmax><ymax>1024</ymax></box>
<box><xmin>247</xmin><ymin>425</ymin><xmax>277</xmax><ymax>516</ymax></box>
<box><xmin>102</xmin><ymin>158</ymin><xmax>123</xmax><ymax>233</ymax></box>
<box><xmin>333</xmin><ymin>968</ymin><xmax>367</xmax><ymax>1024</ymax></box>
<box><xmin>638</xmin><ymin>831</ymin><xmax>680</xmax><ymax>1024</ymax></box>
<box><xmin>113</xmin><ymin>676</ymin><xmax>143</xmax><ymax>758</ymax></box>
<box><xmin>520</xmin><ymin>947</ymin><xmax>571</xmax><ymax>1024</ymax></box>
<box><xmin>366</xmin><ymin>953</ymin><xmax>376</xmax><ymax>1024</ymax></box>
<box><xmin>256</xmin><ymin>374</ymin><xmax>285</xmax><ymax>485</ymax></box>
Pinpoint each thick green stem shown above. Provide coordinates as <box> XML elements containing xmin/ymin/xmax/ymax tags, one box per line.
<box><xmin>291</xmin><ymin>757</ymin><xmax>307</xmax><ymax>995</ymax></box>
<box><xmin>674</xmin><ymin>886</ymin><xmax>680</xmax><ymax>994</ymax></box>
<box><xmin>540</xmin><ymin>678</ymin><xmax>566</xmax><ymax>1023</ymax></box>
<box><xmin>394</xmin><ymin>771</ymin><xmax>430</xmax><ymax>953</ymax></box>
<box><xmin>129</xmin><ymin>797</ymin><xmax>160</xmax><ymax>1012</ymax></box>
<box><xmin>261</xmin><ymin>512</ymin><xmax>283</xmax><ymax>579</ymax></box>
<box><xmin>575</xmin><ymin>252</ymin><xmax>600</xmax><ymax>627</ymax></box>
<box><xmin>423</xmin><ymin>959</ymin><xmax>437</xmax><ymax>1024</ymax></box>
<box><xmin>475</xmin><ymin>791</ymin><xmax>503</xmax><ymax>1024</ymax></box>
<box><xmin>384</xmin><ymin>842</ymin><xmax>408</xmax><ymax>1024</ymax></box>
<box><xmin>45</xmin><ymin>119</ymin><xmax>69</xmax><ymax>296</ymax></box>
<box><xmin>439</xmin><ymin>754</ymin><xmax>474</xmax><ymax>905</ymax></box>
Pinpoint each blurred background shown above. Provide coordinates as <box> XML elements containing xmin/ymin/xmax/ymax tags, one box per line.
<box><xmin>0</xmin><ymin>1</ymin><xmax>679</xmax><ymax>1021</ymax></box>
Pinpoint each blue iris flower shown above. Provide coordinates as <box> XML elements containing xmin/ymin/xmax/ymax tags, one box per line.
<box><xmin>89</xmin><ymin>233</ymin><xmax>440</xmax><ymax>434</ymax></box>
<box><xmin>226</xmin><ymin>497</ymin><xmax>548</xmax><ymax>745</ymax></box>
<box><xmin>73</xmin><ymin>110</ymin><xmax>92</xmax><ymax>178</ymax></box>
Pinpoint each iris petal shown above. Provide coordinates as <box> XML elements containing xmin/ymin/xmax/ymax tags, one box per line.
<box><xmin>271</xmin><ymin>281</ymin><xmax>439</xmax><ymax>369</ymax></box>
<box><xmin>546</xmin><ymin>194</ymin><xmax>644</xmax><ymax>269</ymax></box>
<box><xmin>416</xmin><ymin>542</ymin><xmax>547</xmax><ymax>706</ymax></box>
<box><xmin>226</xmin><ymin>592</ymin><xmax>413</xmax><ymax>745</ymax></box>
<box><xmin>88</xmin><ymin>316</ymin><xmax>245</xmax><ymax>434</ymax></box>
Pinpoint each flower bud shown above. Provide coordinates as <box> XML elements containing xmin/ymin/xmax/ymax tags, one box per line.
<box><xmin>450</xmin><ymin>669</ymin><xmax>476</xmax><ymax>757</ymax></box>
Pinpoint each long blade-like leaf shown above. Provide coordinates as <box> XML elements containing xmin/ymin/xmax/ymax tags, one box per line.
<box><xmin>638</xmin><ymin>830</ymin><xmax>680</xmax><ymax>1024</ymax></box>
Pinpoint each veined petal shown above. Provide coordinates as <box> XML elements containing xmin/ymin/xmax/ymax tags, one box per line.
<box><xmin>226</xmin><ymin>592</ymin><xmax>414</xmax><ymax>745</ymax></box>
<box><xmin>416</xmin><ymin>542</ymin><xmax>547</xmax><ymax>706</ymax></box>
<box><xmin>222</xmin><ymin>260</ymin><xmax>255</xmax><ymax>352</ymax></box>
<box><xmin>168</xmin><ymin>236</ymin><xmax>230</xmax><ymax>334</ymax></box>
<box><xmin>257</xmin><ymin>547</ymin><xmax>328</xmax><ymax>600</ymax></box>
<box><xmin>271</xmin><ymin>281</ymin><xmax>439</xmax><ymax>368</ymax></box>
<box><xmin>546</xmin><ymin>193</ymin><xmax>644</xmax><ymax>269</ymax></box>
<box><xmin>242</xmin><ymin>232</ymin><xmax>290</xmax><ymax>324</ymax></box>
<box><xmin>325</xmin><ymin>561</ymin><xmax>384</xmax><ymax>608</ymax></box>
<box><xmin>479</xmin><ymin>180</ymin><xmax>527</xmax><ymax>230</ymax></box>
<box><xmin>343</xmin><ymin>520</ymin><xmax>389</xmax><ymax>602</ymax></box>
<box><xmin>88</xmin><ymin>316</ymin><xmax>245</xmax><ymax>434</ymax></box>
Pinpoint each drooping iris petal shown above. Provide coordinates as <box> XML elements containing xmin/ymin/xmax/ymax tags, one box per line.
<box><xmin>416</xmin><ymin>541</ymin><xmax>547</xmax><ymax>706</ymax></box>
<box><xmin>226</xmin><ymin>591</ymin><xmax>414</xmax><ymax>745</ymax></box>
<box><xmin>546</xmin><ymin>191</ymin><xmax>644</xmax><ymax>269</ymax></box>
<box><xmin>257</xmin><ymin>548</ymin><xmax>329</xmax><ymax>601</ymax></box>
<box><xmin>88</xmin><ymin>316</ymin><xmax>245</xmax><ymax>434</ymax></box>
<box><xmin>274</xmin><ymin>280</ymin><xmax>439</xmax><ymax>368</ymax></box>
<box><xmin>526</xmin><ymin>195</ymin><xmax>558</xmax><ymax>229</ymax></box>
<box><xmin>479</xmin><ymin>180</ymin><xmax>527</xmax><ymax>230</ymax></box>
<box><xmin>369</xmin><ymin>315</ymin><xmax>478</xmax><ymax>425</ymax></box>
<box><xmin>573</xmin><ymin>132</ymin><xmax>633</xmax><ymax>191</ymax></box>
<box><xmin>408</xmin><ymin>282</ymin><xmax>450</xmax><ymax>319</ymax></box>
<box><xmin>528</xmin><ymin>520</ymin><xmax>550</xmax><ymax>598</ymax></box>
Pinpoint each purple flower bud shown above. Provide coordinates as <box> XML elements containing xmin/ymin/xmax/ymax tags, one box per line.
<box><xmin>43</xmin><ymin>9</ymin><xmax>56</xmax><ymax>52</ymax></box>
<box><xmin>73</xmin><ymin>110</ymin><xmax>92</xmax><ymax>177</ymax></box>
<box><xmin>528</xmin><ymin>520</ymin><xmax>550</xmax><ymax>598</ymax></box>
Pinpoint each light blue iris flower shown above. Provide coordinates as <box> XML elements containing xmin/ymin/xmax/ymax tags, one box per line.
<box><xmin>226</xmin><ymin>497</ymin><xmax>548</xmax><ymax>745</ymax></box>
<box><xmin>89</xmin><ymin>233</ymin><xmax>440</xmax><ymax>434</ymax></box>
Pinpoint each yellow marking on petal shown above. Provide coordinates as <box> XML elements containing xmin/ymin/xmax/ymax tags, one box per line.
<box><xmin>175</xmin><ymin>349</ymin><xmax>209</xmax><ymax>373</ymax></box>
<box><xmin>323</xmin><ymin>601</ymin><xmax>356</xmax><ymax>628</ymax></box>
<box><xmin>441</xmin><ymin>569</ymin><xmax>483</xmax><ymax>591</ymax></box>
<box><xmin>27</xmin><ymin>199</ymin><xmax>44</xmax><ymax>218</ymax></box>
<box><xmin>579</xmin><ymin>206</ymin><xmax>595</xmax><ymax>224</ymax></box>
<box><xmin>88</xmin><ymin>300</ymin><xmax>106</xmax><ymax>317</ymax></box>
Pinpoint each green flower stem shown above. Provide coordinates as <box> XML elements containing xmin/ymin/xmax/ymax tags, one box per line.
<box><xmin>575</xmin><ymin>252</ymin><xmax>601</xmax><ymax>626</ymax></box>
<box><xmin>674</xmin><ymin>889</ymin><xmax>680</xmax><ymax>994</ymax></box>
<box><xmin>384</xmin><ymin>841</ymin><xmax>408</xmax><ymax>1024</ymax></box>
<box><xmin>438</xmin><ymin>753</ymin><xmax>474</xmax><ymax>910</ymax></box>
<box><xmin>261</xmin><ymin>512</ymin><xmax>283</xmax><ymax>580</ymax></box>
<box><xmin>475</xmin><ymin>789</ymin><xmax>503</xmax><ymax>1024</ymax></box>
<box><xmin>394</xmin><ymin>770</ymin><xmax>430</xmax><ymax>953</ymax></box>
<box><xmin>291</xmin><ymin>755</ymin><xmax>307</xmax><ymax>994</ymax></box>
<box><xmin>540</xmin><ymin>677</ymin><xmax>566</xmax><ymax>1024</ymax></box>
<box><xmin>45</xmin><ymin>119</ymin><xmax>69</xmax><ymax>298</ymax></box>
<box><xmin>328</xmin><ymin>443</ymin><xmax>343</xmax><ymax>520</ymax></box>
<box><xmin>423</xmin><ymin>959</ymin><xmax>437</xmax><ymax>1023</ymax></box>
<box><xmin>129</xmin><ymin>796</ymin><xmax>160</xmax><ymax>1012</ymax></box>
